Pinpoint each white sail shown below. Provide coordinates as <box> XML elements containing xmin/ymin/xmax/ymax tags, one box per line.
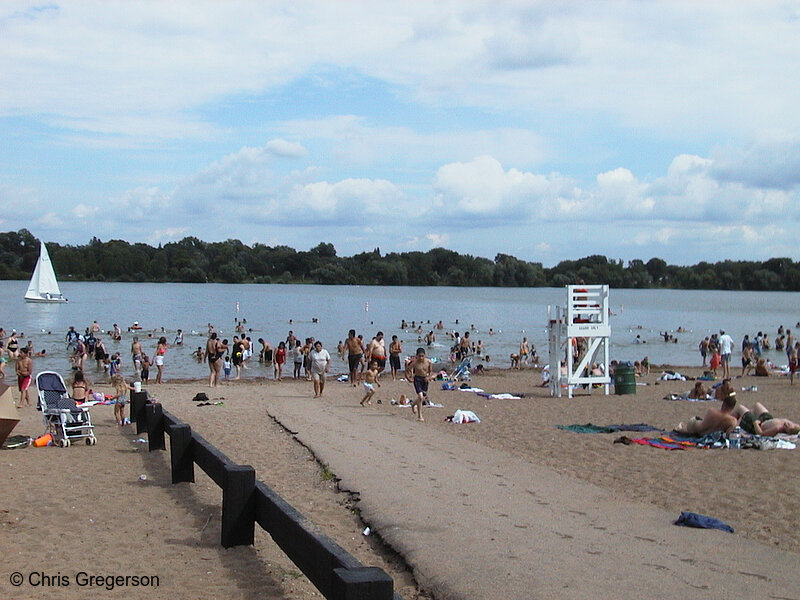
<box><xmin>24</xmin><ymin>242</ymin><xmax>67</xmax><ymax>303</ymax></box>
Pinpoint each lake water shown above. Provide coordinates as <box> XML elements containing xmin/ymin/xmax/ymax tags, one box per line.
<box><xmin>1</xmin><ymin>280</ymin><xmax>798</xmax><ymax>381</ymax></box>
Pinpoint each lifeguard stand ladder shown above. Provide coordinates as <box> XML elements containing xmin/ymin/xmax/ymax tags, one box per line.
<box><xmin>547</xmin><ymin>285</ymin><xmax>611</xmax><ymax>398</ymax></box>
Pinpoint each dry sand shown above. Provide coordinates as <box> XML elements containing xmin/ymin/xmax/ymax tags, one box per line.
<box><xmin>2</xmin><ymin>363</ymin><xmax>800</xmax><ymax>599</ymax></box>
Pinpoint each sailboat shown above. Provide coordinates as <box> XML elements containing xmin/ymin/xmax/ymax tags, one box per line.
<box><xmin>24</xmin><ymin>242</ymin><xmax>68</xmax><ymax>303</ymax></box>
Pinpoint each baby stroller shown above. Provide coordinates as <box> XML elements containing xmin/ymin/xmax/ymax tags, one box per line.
<box><xmin>36</xmin><ymin>371</ymin><xmax>96</xmax><ymax>447</ymax></box>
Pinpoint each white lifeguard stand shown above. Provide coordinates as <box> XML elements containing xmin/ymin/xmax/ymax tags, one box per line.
<box><xmin>547</xmin><ymin>285</ymin><xmax>611</xmax><ymax>398</ymax></box>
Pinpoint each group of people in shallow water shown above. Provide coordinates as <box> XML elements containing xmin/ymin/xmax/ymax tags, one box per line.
<box><xmin>675</xmin><ymin>378</ymin><xmax>800</xmax><ymax>437</ymax></box>
<box><xmin>698</xmin><ymin>325</ymin><xmax>800</xmax><ymax>383</ymax></box>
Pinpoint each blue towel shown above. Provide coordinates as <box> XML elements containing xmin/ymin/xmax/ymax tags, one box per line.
<box><xmin>674</xmin><ymin>511</ymin><xmax>734</xmax><ymax>533</ymax></box>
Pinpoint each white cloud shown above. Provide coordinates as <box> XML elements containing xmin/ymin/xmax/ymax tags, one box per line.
<box><xmin>281</xmin><ymin>178</ymin><xmax>404</xmax><ymax>224</ymax></box>
<box><xmin>35</xmin><ymin>212</ymin><xmax>64</xmax><ymax>228</ymax></box>
<box><xmin>149</xmin><ymin>227</ymin><xmax>189</xmax><ymax>245</ymax></box>
<box><xmin>425</xmin><ymin>233</ymin><xmax>450</xmax><ymax>247</ymax></box>
<box><xmin>265</xmin><ymin>139</ymin><xmax>308</xmax><ymax>158</ymax></box>
<box><xmin>2</xmin><ymin>1</ymin><xmax>799</xmax><ymax>148</ymax></box>
<box><xmin>72</xmin><ymin>204</ymin><xmax>100</xmax><ymax>220</ymax></box>
<box><xmin>433</xmin><ymin>155</ymin><xmax>554</xmax><ymax>217</ymax></box>
<box><xmin>280</xmin><ymin>116</ymin><xmax>549</xmax><ymax>169</ymax></box>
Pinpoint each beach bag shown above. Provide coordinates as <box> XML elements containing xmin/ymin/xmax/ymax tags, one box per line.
<box><xmin>33</xmin><ymin>433</ymin><xmax>53</xmax><ymax>447</ymax></box>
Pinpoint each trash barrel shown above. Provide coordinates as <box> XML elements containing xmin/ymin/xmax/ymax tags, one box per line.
<box><xmin>614</xmin><ymin>363</ymin><xmax>637</xmax><ymax>395</ymax></box>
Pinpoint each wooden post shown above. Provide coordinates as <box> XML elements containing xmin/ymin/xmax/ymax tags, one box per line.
<box><xmin>131</xmin><ymin>391</ymin><xmax>149</xmax><ymax>434</ymax></box>
<box><xmin>221</xmin><ymin>464</ymin><xmax>255</xmax><ymax>548</ymax></box>
<box><xmin>331</xmin><ymin>567</ymin><xmax>393</xmax><ymax>600</ymax></box>
<box><xmin>145</xmin><ymin>403</ymin><xmax>165</xmax><ymax>451</ymax></box>
<box><xmin>167</xmin><ymin>423</ymin><xmax>194</xmax><ymax>483</ymax></box>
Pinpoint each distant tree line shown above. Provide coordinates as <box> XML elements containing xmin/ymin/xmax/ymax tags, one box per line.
<box><xmin>1</xmin><ymin>228</ymin><xmax>799</xmax><ymax>290</ymax></box>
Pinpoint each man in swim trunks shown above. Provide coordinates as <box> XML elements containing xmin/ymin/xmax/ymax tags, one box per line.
<box><xmin>367</xmin><ymin>331</ymin><xmax>387</xmax><ymax>373</ymax></box>
<box><xmin>131</xmin><ymin>336</ymin><xmax>143</xmax><ymax>374</ymax></box>
<box><xmin>346</xmin><ymin>329</ymin><xmax>363</xmax><ymax>387</ymax></box>
<box><xmin>15</xmin><ymin>347</ymin><xmax>33</xmax><ymax>407</ymax></box>
<box><xmin>738</xmin><ymin>402</ymin><xmax>800</xmax><ymax>436</ymax></box>
<box><xmin>405</xmin><ymin>347</ymin><xmax>434</xmax><ymax>422</ymax></box>
<box><xmin>389</xmin><ymin>335</ymin><xmax>403</xmax><ymax>381</ymax></box>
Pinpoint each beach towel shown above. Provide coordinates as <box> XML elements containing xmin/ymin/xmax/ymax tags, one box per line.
<box><xmin>663</xmin><ymin>393</ymin><xmax>714</xmax><ymax>402</ymax></box>
<box><xmin>659</xmin><ymin>372</ymin><xmax>686</xmax><ymax>381</ymax></box>
<box><xmin>674</xmin><ymin>511</ymin><xmax>734</xmax><ymax>533</ymax></box>
<box><xmin>630</xmin><ymin>436</ymin><xmax>696</xmax><ymax>450</ymax></box>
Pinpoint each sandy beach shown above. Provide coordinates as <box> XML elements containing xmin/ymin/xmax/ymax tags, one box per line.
<box><xmin>3</xmin><ymin>362</ymin><xmax>800</xmax><ymax>599</ymax></box>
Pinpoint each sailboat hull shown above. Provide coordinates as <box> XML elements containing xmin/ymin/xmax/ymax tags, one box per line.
<box><xmin>24</xmin><ymin>295</ymin><xmax>68</xmax><ymax>303</ymax></box>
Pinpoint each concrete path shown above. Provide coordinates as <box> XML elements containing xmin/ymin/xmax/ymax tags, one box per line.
<box><xmin>264</xmin><ymin>396</ymin><xmax>800</xmax><ymax>600</ymax></box>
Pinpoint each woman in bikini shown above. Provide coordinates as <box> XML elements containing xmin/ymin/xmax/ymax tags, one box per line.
<box><xmin>71</xmin><ymin>370</ymin><xmax>89</xmax><ymax>402</ymax></box>
<box><xmin>154</xmin><ymin>337</ymin><xmax>168</xmax><ymax>384</ymax></box>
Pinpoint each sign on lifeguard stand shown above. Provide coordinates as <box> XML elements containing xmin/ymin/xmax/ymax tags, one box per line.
<box><xmin>547</xmin><ymin>285</ymin><xmax>611</xmax><ymax>398</ymax></box>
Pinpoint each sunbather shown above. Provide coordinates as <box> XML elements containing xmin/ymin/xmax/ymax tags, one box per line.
<box><xmin>713</xmin><ymin>378</ymin><xmax>735</xmax><ymax>401</ymax></box>
<box><xmin>687</xmin><ymin>381</ymin><xmax>708</xmax><ymax>399</ymax></box>
<box><xmin>674</xmin><ymin>394</ymin><xmax>738</xmax><ymax>436</ymax></box>
<box><xmin>737</xmin><ymin>402</ymin><xmax>800</xmax><ymax>436</ymax></box>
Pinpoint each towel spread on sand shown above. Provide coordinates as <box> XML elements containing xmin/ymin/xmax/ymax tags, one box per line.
<box><xmin>557</xmin><ymin>423</ymin><xmax>662</xmax><ymax>434</ymax></box>
<box><xmin>663</xmin><ymin>393</ymin><xmax>715</xmax><ymax>402</ymax></box>
<box><xmin>630</xmin><ymin>436</ymin><xmax>696</xmax><ymax>450</ymax></box>
<box><xmin>674</xmin><ymin>511</ymin><xmax>734</xmax><ymax>533</ymax></box>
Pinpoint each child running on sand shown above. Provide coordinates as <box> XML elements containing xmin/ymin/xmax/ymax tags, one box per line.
<box><xmin>110</xmin><ymin>374</ymin><xmax>133</xmax><ymax>426</ymax></box>
<box><xmin>405</xmin><ymin>347</ymin><xmax>435</xmax><ymax>422</ymax></box>
<box><xmin>360</xmin><ymin>360</ymin><xmax>381</xmax><ymax>406</ymax></box>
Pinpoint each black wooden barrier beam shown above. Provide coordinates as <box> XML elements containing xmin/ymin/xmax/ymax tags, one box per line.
<box><xmin>166</xmin><ymin>422</ymin><xmax>194</xmax><ymax>484</ymax></box>
<box><xmin>141</xmin><ymin>401</ymin><xmax>396</xmax><ymax>600</ymax></box>
<box><xmin>222</xmin><ymin>464</ymin><xmax>256</xmax><ymax>548</ymax></box>
<box><xmin>145</xmin><ymin>403</ymin><xmax>165</xmax><ymax>451</ymax></box>
<box><xmin>130</xmin><ymin>390</ymin><xmax>149</xmax><ymax>434</ymax></box>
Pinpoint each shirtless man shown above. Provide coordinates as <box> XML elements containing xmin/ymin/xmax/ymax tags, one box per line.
<box><xmin>405</xmin><ymin>347</ymin><xmax>434</xmax><ymax>422</ymax></box>
<box><xmin>366</xmin><ymin>332</ymin><xmax>387</xmax><ymax>373</ymax></box>
<box><xmin>674</xmin><ymin>393</ymin><xmax>738</xmax><ymax>436</ymax></box>
<box><xmin>520</xmin><ymin>337</ymin><xmax>530</xmax><ymax>367</ymax></box>
<box><xmin>15</xmin><ymin>347</ymin><xmax>33</xmax><ymax>407</ymax></box>
<box><xmin>389</xmin><ymin>335</ymin><xmax>403</xmax><ymax>381</ymax></box>
<box><xmin>346</xmin><ymin>329</ymin><xmax>363</xmax><ymax>386</ymax></box>
<box><xmin>241</xmin><ymin>336</ymin><xmax>251</xmax><ymax>369</ymax></box>
<box><xmin>737</xmin><ymin>402</ymin><xmax>800</xmax><ymax>436</ymax></box>
<box><xmin>206</xmin><ymin>332</ymin><xmax>226</xmax><ymax>387</ymax></box>
<box><xmin>459</xmin><ymin>332</ymin><xmax>471</xmax><ymax>360</ymax></box>
<box><xmin>131</xmin><ymin>336</ymin><xmax>143</xmax><ymax>374</ymax></box>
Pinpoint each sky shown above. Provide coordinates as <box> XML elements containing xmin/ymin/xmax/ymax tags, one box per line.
<box><xmin>1</xmin><ymin>1</ymin><xmax>799</xmax><ymax>266</ymax></box>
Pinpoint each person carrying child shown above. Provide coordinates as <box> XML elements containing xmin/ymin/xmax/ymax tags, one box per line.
<box><xmin>360</xmin><ymin>360</ymin><xmax>381</xmax><ymax>406</ymax></box>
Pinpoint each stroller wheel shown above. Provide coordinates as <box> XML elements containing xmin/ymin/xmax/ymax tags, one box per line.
<box><xmin>86</xmin><ymin>437</ymin><xmax>97</xmax><ymax>446</ymax></box>
<box><xmin>59</xmin><ymin>438</ymin><xmax>70</xmax><ymax>448</ymax></box>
